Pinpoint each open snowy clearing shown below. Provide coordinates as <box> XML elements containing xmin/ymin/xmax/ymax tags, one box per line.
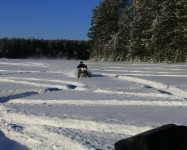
<box><xmin>0</xmin><ymin>59</ymin><xmax>187</xmax><ymax>150</ymax></box>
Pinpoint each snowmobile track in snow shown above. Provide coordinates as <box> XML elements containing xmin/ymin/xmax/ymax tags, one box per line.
<box><xmin>1</xmin><ymin>59</ymin><xmax>187</xmax><ymax>150</ymax></box>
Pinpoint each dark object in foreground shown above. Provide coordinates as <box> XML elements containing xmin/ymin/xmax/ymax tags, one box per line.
<box><xmin>115</xmin><ymin>124</ymin><xmax>187</xmax><ymax>150</ymax></box>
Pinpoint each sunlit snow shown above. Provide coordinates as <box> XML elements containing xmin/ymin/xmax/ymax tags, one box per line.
<box><xmin>0</xmin><ymin>59</ymin><xmax>187</xmax><ymax>150</ymax></box>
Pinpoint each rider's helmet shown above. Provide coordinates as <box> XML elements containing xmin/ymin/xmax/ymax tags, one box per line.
<box><xmin>80</xmin><ymin>61</ymin><xmax>83</xmax><ymax>64</ymax></box>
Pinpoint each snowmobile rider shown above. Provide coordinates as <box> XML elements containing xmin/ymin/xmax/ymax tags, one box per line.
<box><xmin>77</xmin><ymin>61</ymin><xmax>88</xmax><ymax>78</ymax></box>
<box><xmin>77</xmin><ymin>61</ymin><xmax>87</xmax><ymax>69</ymax></box>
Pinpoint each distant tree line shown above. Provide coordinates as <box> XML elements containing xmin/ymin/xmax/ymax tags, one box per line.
<box><xmin>0</xmin><ymin>38</ymin><xmax>90</xmax><ymax>60</ymax></box>
<box><xmin>88</xmin><ymin>0</ymin><xmax>187</xmax><ymax>63</ymax></box>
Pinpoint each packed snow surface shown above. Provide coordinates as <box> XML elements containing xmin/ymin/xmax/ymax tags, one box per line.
<box><xmin>0</xmin><ymin>59</ymin><xmax>187</xmax><ymax>150</ymax></box>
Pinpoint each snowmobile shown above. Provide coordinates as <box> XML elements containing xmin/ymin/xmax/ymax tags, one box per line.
<box><xmin>77</xmin><ymin>67</ymin><xmax>90</xmax><ymax>78</ymax></box>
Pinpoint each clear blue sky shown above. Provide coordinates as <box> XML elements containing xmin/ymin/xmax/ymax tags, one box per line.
<box><xmin>0</xmin><ymin>0</ymin><xmax>102</xmax><ymax>40</ymax></box>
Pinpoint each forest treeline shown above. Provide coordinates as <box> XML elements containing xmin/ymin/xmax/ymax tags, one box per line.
<box><xmin>0</xmin><ymin>38</ymin><xmax>90</xmax><ymax>60</ymax></box>
<box><xmin>88</xmin><ymin>0</ymin><xmax>187</xmax><ymax>63</ymax></box>
<box><xmin>1</xmin><ymin>0</ymin><xmax>186</xmax><ymax>63</ymax></box>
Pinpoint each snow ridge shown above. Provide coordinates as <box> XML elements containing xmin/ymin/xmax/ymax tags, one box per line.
<box><xmin>117</xmin><ymin>75</ymin><xmax>187</xmax><ymax>100</ymax></box>
<box><xmin>0</xmin><ymin>59</ymin><xmax>187</xmax><ymax>150</ymax></box>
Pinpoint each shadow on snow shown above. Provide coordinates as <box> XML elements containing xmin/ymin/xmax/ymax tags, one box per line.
<box><xmin>0</xmin><ymin>130</ymin><xmax>29</xmax><ymax>150</ymax></box>
<box><xmin>0</xmin><ymin>91</ymin><xmax>38</xmax><ymax>103</ymax></box>
<box><xmin>0</xmin><ymin>88</ymin><xmax>62</xmax><ymax>103</ymax></box>
<box><xmin>144</xmin><ymin>85</ymin><xmax>173</xmax><ymax>96</ymax></box>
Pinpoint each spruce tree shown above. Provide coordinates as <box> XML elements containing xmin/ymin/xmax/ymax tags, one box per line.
<box><xmin>151</xmin><ymin>0</ymin><xmax>187</xmax><ymax>62</ymax></box>
<box><xmin>88</xmin><ymin>0</ymin><xmax>124</xmax><ymax>61</ymax></box>
<box><xmin>117</xmin><ymin>0</ymin><xmax>132</xmax><ymax>61</ymax></box>
<box><xmin>128</xmin><ymin>0</ymin><xmax>160</xmax><ymax>62</ymax></box>
<box><xmin>128</xmin><ymin>0</ymin><xmax>147</xmax><ymax>61</ymax></box>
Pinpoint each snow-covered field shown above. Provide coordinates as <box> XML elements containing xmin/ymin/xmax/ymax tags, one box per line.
<box><xmin>0</xmin><ymin>59</ymin><xmax>187</xmax><ymax>150</ymax></box>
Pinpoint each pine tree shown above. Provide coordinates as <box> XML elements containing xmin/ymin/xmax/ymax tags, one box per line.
<box><xmin>128</xmin><ymin>0</ymin><xmax>162</xmax><ymax>62</ymax></box>
<box><xmin>151</xmin><ymin>0</ymin><xmax>187</xmax><ymax>62</ymax></box>
<box><xmin>1</xmin><ymin>38</ymin><xmax>10</xmax><ymax>58</ymax></box>
<box><xmin>87</xmin><ymin>6</ymin><xmax>102</xmax><ymax>60</ymax></box>
<box><xmin>117</xmin><ymin>1</ymin><xmax>132</xmax><ymax>61</ymax></box>
<box><xmin>128</xmin><ymin>0</ymin><xmax>149</xmax><ymax>61</ymax></box>
<box><xmin>88</xmin><ymin>0</ymin><xmax>124</xmax><ymax>61</ymax></box>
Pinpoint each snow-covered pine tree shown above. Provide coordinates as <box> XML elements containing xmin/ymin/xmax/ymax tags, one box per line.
<box><xmin>151</xmin><ymin>0</ymin><xmax>187</xmax><ymax>63</ymax></box>
<box><xmin>146</xmin><ymin>0</ymin><xmax>164</xmax><ymax>62</ymax></box>
<box><xmin>128</xmin><ymin>0</ymin><xmax>161</xmax><ymax>62</ymax></box>
<box><xmin>103</xmin><ymin>0</ymin><xmax>131</xmax><ymax>61</ymax></box>
<box><xmin>88</xmin><ymin>0</ymin><xmax>125</xmax><ymax>61</ymax></box>
<box><xmin>117</xmin><ymin>0</ymin><xmax>132</xmax><ymax>61</ymax></box>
